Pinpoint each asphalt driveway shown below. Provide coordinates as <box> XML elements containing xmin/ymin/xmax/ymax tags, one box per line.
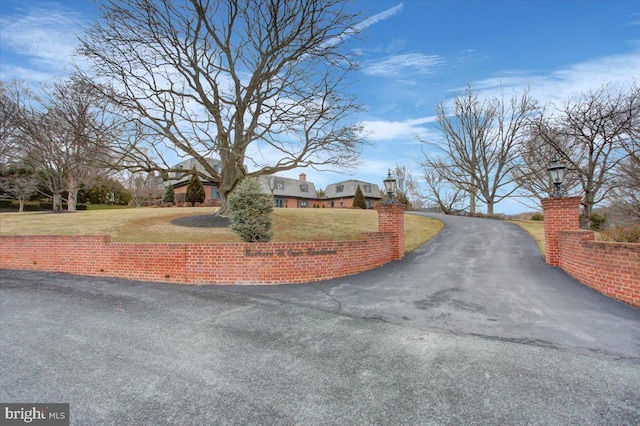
<box><xmin>1</xmin><ymin>214</ymin><xmax>639</xmax><ymax>424</ymax></box>
<box><xmin>226</xmin><ymin>213</ymin><xmax>640</xmax><ymax>363</ymax></box>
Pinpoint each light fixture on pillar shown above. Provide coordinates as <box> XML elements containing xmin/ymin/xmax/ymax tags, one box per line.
<box><xmin>547</xmin><ymin>156</ymin><xmax>566</xmax><ymax>197</ymax></box>
<box><xmin>383</xmin><ymin>169</ymin><xmax>397</xmax><ymax>204</ymax></box>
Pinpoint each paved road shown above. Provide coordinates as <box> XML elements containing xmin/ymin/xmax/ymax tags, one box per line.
<box><xmin>225</xmin><ymin>213</ymin><xmax>640</xmax><ymax>363</ymax></box>
<box><xmin>2</xmin><ymin>270</ymin><xmax>639</xmax><ymax>425</ymax></box>
<box><xmin>1</xmin><ymin>214</ymin><xmax>639</xmax><ymax>424</ymax></box>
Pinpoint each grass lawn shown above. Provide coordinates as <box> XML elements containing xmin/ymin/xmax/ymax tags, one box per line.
<box><xmin>510</xmin><ymin>219</ymin><xmax>545</xmax><ymax>255</ymax></box>
<box><xmin>0</xmin><ymin>207</ymin><xmax>443</xmax><ymax>253</ymax></box>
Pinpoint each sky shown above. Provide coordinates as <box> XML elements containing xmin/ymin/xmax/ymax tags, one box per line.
<box><xmin>1</xmin><ymin>0</ymin><xmax>639</xmax><ymax>213</ymax></box>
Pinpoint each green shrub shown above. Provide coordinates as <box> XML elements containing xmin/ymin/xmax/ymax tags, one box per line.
<box><xmin>530</xmin><ymin>212</ymin><xmax>544</xmax><ymax>221</ymax></box>
<box><xmin>589</xmin><ymin>213</ymin><xmax>608</xmax><ymax>231</ymax></box>
<box><xmin>23</xmin><ymin>202</ymin><xmax>41</xmax><ymax>211</ymax></box>
<box><xmin>185</xmin><ymin>172</ymin><xmax>205</xmax><ymax>207</ymax></box>
<box><xmin>0</xmin><ymin>199</ymin><xmax>13</xmax><ymax>208</ymax></box>
<box><xmin>163</xmin><ymin>185</ymin><xmax>175</xmax><ymax>204</ymax></box>
<box><xmin>228</xmin><ymin>178</ymin><xmax>273</xmax><ymax>242</ymax></box>
<box><xmin>353</xmin><ymin>185</ymin><xmax>366</xmax><ymax>209</ymax></box>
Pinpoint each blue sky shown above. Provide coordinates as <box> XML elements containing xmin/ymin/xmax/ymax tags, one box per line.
<box><xmin>1</xmin><ymin>0</ymin><xmax>639</xmax><ymax>213</ymax></box>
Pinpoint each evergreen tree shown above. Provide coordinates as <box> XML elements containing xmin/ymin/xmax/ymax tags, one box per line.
<box><xmin>185</xmin><ymin>172</ymin><xmax>205</xmax><ymax>206</ymax></box>
<box><xmin>163</xmin><ymin>185</ymin><xmax>175</xmax><ymax>204</ymax></box>
<box><xmin>228</xmin><ymin>178</ymin><xmax>273</xmax><ymax>242</ymax></box>
<box><xmin>353</xmin><ymin>185</ymin><xmax>367</xmax><ymax>209</ymax></box>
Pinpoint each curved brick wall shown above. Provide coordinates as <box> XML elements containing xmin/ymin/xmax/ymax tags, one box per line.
<box><xmin>0</xmin><ymin>204</ymin><xmax>406</xmax><ymax>285</ymax></box>
<box><xmin>557</xmin><ymin>230</ymin><xmax>640</xmax><ymax>308</ymax></box>
<box><xmin>543</xmin><ymin>197</ymin><xmax>640</xmax><ymax>309</ymax></box>
<box><xmin>0</xmin><ymin>233</ymin><xmax>398</xmax><ymax>285</ymax></box>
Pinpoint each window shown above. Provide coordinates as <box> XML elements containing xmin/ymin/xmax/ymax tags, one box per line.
<box><xmin>299</xmin><ymin>200</ymin><xmax>308</xmax><ymax>208</ymax></box>
<box><xmin>364</xmin><ymin>184</ymin><xmax>371</xmax><ymax>193</ymax></box>
<box><xmin>300</xmin><ymin>184</ymin><xmax>308</xmax><ymax>192</ymax></box>
<box><xmin>211</xmin><ymin>187</ymin><xmax>220</xmax><ymax>199</ymax></box>
<box><xmin>274</xmin><ymin>198</ymin><xmax>284</xmax><ymax>208</ymax></box>
<box><xmin>336</xmin><ymin>184</ymin><xmax>344</xmax><ymax>193</ymax></box>
<box><xmin>275</xmin><ymin>181</ymin><xmax>284</xmax><ymax>190</ymax></box>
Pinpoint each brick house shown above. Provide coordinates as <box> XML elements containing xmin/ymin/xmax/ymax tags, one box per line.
<box><xmin>257</xmin><ymin>174</ymin><xmax>319</xmax><ymax>208</ymax></box>
<box><xmin>167</xmin><ymin>158</ymin><xmax>222</xmax><ymax>205</ymax></box>
<box><xmin>167</xmin><ymin>159</ymin><xmax>382</xmax><ymax>208</ymax></box>
<box><xmin>324</xmin><ymin>179</ymin><xmax>383</xmax><ymax>209</ymax></box>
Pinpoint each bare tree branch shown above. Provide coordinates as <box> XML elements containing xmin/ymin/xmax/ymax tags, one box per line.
<box><xmin>530</xmin><ymin>83</ymin><xmax>639</xmax><ymax>224</ymax></box>
<box><xmin>78</xmin><ymin>0</ymin><xmax>365</xmax><ymax>214</ymax></box>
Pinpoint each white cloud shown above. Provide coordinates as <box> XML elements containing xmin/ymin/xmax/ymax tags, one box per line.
<box><xmin>363</xmin><ymin>53</ymin><xmax>444</xmax><ymax>77</ymax></box>
<box><xmin>320</xmin><ymin>2</ymin><xmax>403</xmax><ymax>51</ymax></box>
<box><xmin>0</xmin><ymin>4</ymin><xmax>87</xmax><ymax>81</ymax></box>
<box><xmin>359</xmin><ymin>116</ymin><xmax>438</xmax><ymax>141</ymax></box>
<box><xmin>472</xmin><ymin>50</ymin><xmax>640</xmax><ymax>107</ymax></box>
<box><xmin>355</xmin><ymin>3</ymin><xmax>403</xmax><ymax>31</ymax></box>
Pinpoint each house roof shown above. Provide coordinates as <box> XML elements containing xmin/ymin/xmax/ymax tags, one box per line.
<box><xmin>167</xmin><ymin>158</ymin><xmax>222</xmax><ymax>186</ymax></box>
<box><xmin>257</xmin><ymin>175</ymin><xmax>317</xmax><ymax>199</ymax></box>
<box><xmin>165</xmin><ymin>158</ymin><xmax>381</xmax><ymax>201</ymax></box>
<box><xmin>324</xmin><ymin>180</ymin><xmax>382</xmax><ymax>199</ymax></box>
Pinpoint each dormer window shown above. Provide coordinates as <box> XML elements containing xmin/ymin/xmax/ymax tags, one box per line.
<box><xmin>275</xmin><ymin>181</ymin><xmax>284</xmax><ymax>190</ymax></box>
<box><xmin>336</xmin><ymin>184</ymin><xmax>344</xmax><ymax>193</ymax></box>
<box><xmin>300</xmin><ymin>183</ymin><xmax>308</xmax><ymax>192</ymax></box>
<box><xmin>364</xmin><ymin>184</ymin><xmax>371</xmax><ymax>193</ymax></box>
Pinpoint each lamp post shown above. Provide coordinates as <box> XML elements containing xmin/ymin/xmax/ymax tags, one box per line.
<box><xmin>383</xmin><ymin>169</ymin><xmax>397</xmax><ymax>204</ymax></box>
<box><xmin>547</xmin><ymin>156</ymin><xmax>566</xmax><ymax>197</ymax></box>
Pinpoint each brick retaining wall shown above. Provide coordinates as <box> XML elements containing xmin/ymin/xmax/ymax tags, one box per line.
<box><xmin>0</xmin><ymin>233</ymin><xmax>397</xmax><ymax>285</ymax></box>
<box><xmin>543</xmin><ymin>197</ymin><xmax>640</xmax><ymax>309</ymax></box>
<box><xmin>557</xmin><ymin>230</ymin><xmax>640</xmax><ymax>308</ymax></box>
<box><xmin>0</xmin><ymin>204</ymin><xmax>406</xmax><ymax>285</ymax></box>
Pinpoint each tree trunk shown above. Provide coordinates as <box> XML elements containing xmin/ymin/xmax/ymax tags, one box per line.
<box><xmin>216</xmin><ymin>153</ymin><xmax>245</xmax><ymax>216</ymax></box>
<box><xmin>67</xmin><ymin>191</ymin><xmax>78</xmax><ymax>212</ymax></box>
<box><xmin>217</xmin><ymin>189</ymin><xmax>230</xmax><ymax>216</ymax></box>
<box><xmin>581</xmin><ymin>192</ymin><xmax>595</xmax><ymax>229</ymax></box>
<box><xmin>52</xmin><ymin>193</ymin><xmax>63</xmax><ymax>212</ymax></box>
<box><xmin>486</xmin><ymin>200</ymin><xmax>494</xmax><ymax>215</ymax></box>
<box><xmin>469</xmin><ymin>188</ymin><xmax>476</xmax><ymax>215</ymax></box>
<box><xmin>18</xmin><ymin>198</ymin><xmax>24</xmax><ymax>212</ymax></box>
<box><xmin>67</xmin><ymin>176</ymin><xmax>78</xmax><ymax>212</ymax></box>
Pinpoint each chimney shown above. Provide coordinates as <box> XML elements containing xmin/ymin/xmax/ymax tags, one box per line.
<box><xmin>299</xmin><ymin>173</ymin><xmax>306</xmax><ymax>182</ymax></box>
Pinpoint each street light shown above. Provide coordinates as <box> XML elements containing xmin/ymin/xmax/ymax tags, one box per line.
<box><xmin>547</xmin><ymin>156</ymin><xmax>566</xmax><ymax>197</ymax></box>
<box><xmin>383</xmin><ymin>169</ymin><xmax>397</xmax><ymax>204</ymax></box>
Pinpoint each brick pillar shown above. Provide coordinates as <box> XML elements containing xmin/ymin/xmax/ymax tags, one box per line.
<box><xmin>541</xmin><ymin>196</ymin><xmax>581</xmax><ymax>266</ymax></box>
<box><xmin>376</xmin><ymin>203</ymin><xmax>405</xmax><ymax>260</ymax></box>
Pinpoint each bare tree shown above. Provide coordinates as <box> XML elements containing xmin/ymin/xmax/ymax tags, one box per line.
<box><xmin>421</xmin><ymin>158</ymin><xmax>466</xmax><ymax>214</ymax></box>
<box><xmin>512</xmin><ymin>132</ymin><xmax>581</xmax><ymax>206</ymax></box>
<box><xmin>2</xmin><ymin>77</ymin><xmax>123</xmax><ymax>211</ymax></box>
<box><xmin>392</xmin><ymin>164</ymin><xmax>422</xmax><ymax>209</ymax></box>
<box><xmin>46</xmin><ymin>76</ymin><xmax>125</xmax><ymax>210</ymax></box>
<box><xmin>3</xmin><ymin>81</ymin><xmax>66</xmax><ymax>210</ymax></box>
<box><xmin>0</xmin><ymin>167</ymin><xmax>39</xmax><ymax>212</ymax></box>
<box><xmin>531</xmin><ymin>83</ymin><xmax>639</xmax><ymax>224</ymax></box>
<box><xmin>419</xmin><ymin>85</ymin><xmax>537</xmax><ymax>215</ymax></box>
<box><xmin>124</xmin><ymin>171</ymin><xmax>164</xmax><ymax>207</ymax></box>
<box><xmin>78</xmin><ymin>0</ymin><xmax>365</xmax><ymax>214</ymax></box>
<box><xmin>610</xmin><ymin>157</ymin><xmax>640</xmax><ymax>220</ymax></box>
<box><xmin>0</xmin><ymin>82</ymin><xmax>21</xmax><ymax>164</ymax></box>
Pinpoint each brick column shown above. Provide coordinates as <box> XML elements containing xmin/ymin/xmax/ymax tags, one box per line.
<box><xmin>541</xmin><ymin>196</ymin><xmax>581</xmax><ymax>266</ymax></box>
<box><xmin>376</xmin><ymin>203</ymin><xmax>405</xmax><ymax>260</ymax></box>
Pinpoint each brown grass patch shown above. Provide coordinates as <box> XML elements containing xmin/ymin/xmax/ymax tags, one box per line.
<box><xmin>0</xmin><ymin>207</ymin><xmax>443</xmax><ymax>252</ymax></box>
<box><xmin>510</xmin><ymin>219</ymin><xmax>545</xmax><ymax>255</ymax></box>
